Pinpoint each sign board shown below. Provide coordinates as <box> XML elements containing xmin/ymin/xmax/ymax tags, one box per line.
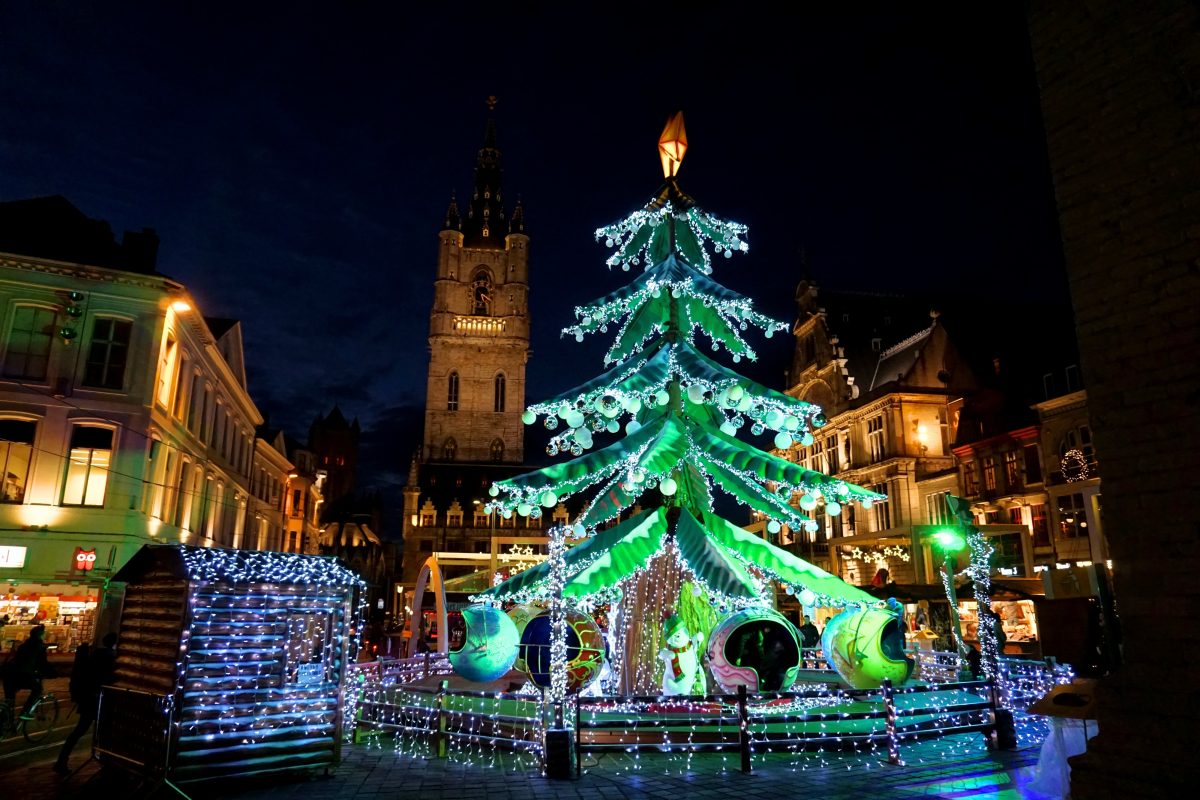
<box><xmin>296</xmin><ymin>662</ymin><xmax>324</xmax><ymax>685</ymax></box>
<box><xmin>0</xmin><ymin>545</ymin><xmax>27</xmax><ymax>568</ymax></box>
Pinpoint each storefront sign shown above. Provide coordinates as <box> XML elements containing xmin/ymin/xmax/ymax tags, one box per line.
<box><xmin>74</xmin><ymin>547</ymin><xmax>98</xmax><ymax>571</ymax></box>
<box><xmin>0</xmin><ymin>545</ymin><xmax>28</xmax><ymax>568</ymax></box>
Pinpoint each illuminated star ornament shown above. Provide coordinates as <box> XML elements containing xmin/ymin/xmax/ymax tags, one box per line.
<box><xmin>658</xmin><ymin>111</ymin><xmax>688</xmax><ymax>178</ymax></box>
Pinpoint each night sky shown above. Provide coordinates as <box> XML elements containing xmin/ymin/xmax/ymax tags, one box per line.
<box><xmin>0</xmin><ymin>5</ymin><xmax>1069</xmax><ymax>526</ymax></box>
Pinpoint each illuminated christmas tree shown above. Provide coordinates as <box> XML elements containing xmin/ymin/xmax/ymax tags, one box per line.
<box><xmin>481</xmin><ymin>114</ymin><xmax>885</xmax><ymax>692</ymax></box>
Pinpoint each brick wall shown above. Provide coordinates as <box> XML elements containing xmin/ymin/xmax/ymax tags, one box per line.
<box><xmin>1029</xmin><ymin>2</ymin><xmax>1200</xmax><ymax>795</ymax></box>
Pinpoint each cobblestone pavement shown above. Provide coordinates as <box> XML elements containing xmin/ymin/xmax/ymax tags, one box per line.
<box><xmin>4</xmin><ymin>722</ymin><xmax>1044</xmax><ymax>800</ymax></box>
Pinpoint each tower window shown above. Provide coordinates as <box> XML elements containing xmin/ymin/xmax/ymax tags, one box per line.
<box><xmin>490</xmin><ymin>438</ymin><xmax>504</xmax><ymax>463</ymax></box>
<box><xmin>494</xmin><ymin>373</ymin><xmax>506</xmax><ymax>412</ymax></box>
<box><xmin>447</xmin><ymin>371</ymin><xmax>459</xmax><ymax>411</ymax></box>
<box><xmin>442</xmin><ymin>438</ymin><xmax>457</xmax><ymax>461</ymax></box>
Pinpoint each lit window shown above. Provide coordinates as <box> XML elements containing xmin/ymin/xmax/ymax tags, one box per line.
<box><xmin>447</xmin><ymin>372</ymin><xmax>459</xmax><ymax>411</ymax></box>
<box><xmin>0</xmin><ymin>419</ymin><xmax>36</xmax><ymax>503</ymax></box>
<box><xmin>867</xmin><ymin>415</ymin><xmax>886</xmax><ymax>461</ymax></box>
<box><xmin>154</xmin><ymin>331</ymin><xmax>178</xmax><ymax>404</ymax></box>
<box><xmin>84</xmin><ymin>318</ymin><xmax>133</xmax><ymax>390</ymax></box>
<box><xmin>62</xmin><ymin>426</ymin><xmax>113</xmax><ymax>506</ymax></box>
<box><xmin>3</xmin><ymin>306</ymin><xmax>56</xmax><ymax>380</ymax></box>
<box><xmin>442</xmin><ymin>438</ymin><xmax>457</xmax><ymax>461</ymax></box>
<box><xmin>983</xmin><ymin>456</ymin><xmax>997</xmax><ymax>491</ymax></box>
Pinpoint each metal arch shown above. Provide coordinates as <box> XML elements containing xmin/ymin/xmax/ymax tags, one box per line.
<box><xmin>408</xmin><ymin>555</ymin><xmax>449</xmax><ymax>657</ymax></box>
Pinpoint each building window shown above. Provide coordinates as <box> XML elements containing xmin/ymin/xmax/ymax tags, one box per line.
<box><xmin>494</xmin><ymin>373</ymin><xmax>506</xmax><ymax>412</ymax></box>
<box><xmin>871</xmin><ymin>483</ymin><xmax>891</xmax><ymax>531</ymax></box>
<box><xmin>0</xmin><ymin>419</ymin><xmax>36</xmax><ymax>503</ymax></box>
<box><xmin>1023</xmin><ymin>443</ymin><xmax>1042</xmax><ymax>484</ymax></box>
<box><xmin>983</xmin><ymin>456</ymin><xmax>997</xmax><ymax>492</ymax></box>
<box><xmin>867</xmin><ymin>414</ymin><xmax>886</xmax><ymax>461</ymax></box>
<box><xmin>472</xmin><ymin>269</ymin><xmax>493</xmax><ymax>316</ymax></box>
<box><xmin>490</xmin><ymin>438</ymin><xmax>505</xmax><ymax>463</ymax></box>
<box><xmin>82</xmin><ymin>316</ymin><xmax>131</xmax><ymax>388</ymax></box>
<box><xmin>154</xmin><ymin>331</ymin><xmax>179</xmax><ymax>405</ymax></box>
<box><xmin>442</xmin><ymin>438</ymin><xmax>457</xmax><ymax>461</ymax></box>
<box><xmin>1060</xmin><ymin>426</ymin><xmax>1096</xmax><ymax>467</ymax></box>
<box><xmin>964</xmin><ymin>462</ymin><xmax>979</xmax><ymax>496</ymax></box>
<box><xmin>1004</xmin><ymin>450</ymin><xmax>1021</xmax><ymax>489</ymax></box>
<box><xmin>1030</xmin><ymin>503</ymin><xmax>1050</xmax><ymax>548</ymax></box>
<box><xmin>1058</xmin><ymin>493</ymin><xmax>1087</xmax><ymax>539</ymax></box>
<box><xmin>447</xmin><ymin>371</ymin><xmax>459</xmax><ymax>411</ymax></box>
<box><xmin>1008</xmin><ymin>507</ymin><xmax>1024</xmax><ymax>526</ymax></box>
<box><xmin>62</xmin><ymin>426</ymin><xmax>113</xmax><ymax>506</ymax></box>
<box><xmin>3</xmin><ymin>306</ymin><xmax>56</xmax><ymax>380</ymax></box>
<box><xmin>925</xmin><ymin>491</ymin><xmax>950</xmax><ymax>525</ymax></box>
<box><xmin>811</xmin><ymin>439</ymin><xmax>824</xmax><ymax>473</ymax></box>
<box><xmin>825</xmin><ymin>433</ymin><xmax>840</xmax><ymax>473</ymax></box>
<box><xmin>474</xmin><ymin>510</ymin><xmax>490</xmax><ymax>527</ymax></box>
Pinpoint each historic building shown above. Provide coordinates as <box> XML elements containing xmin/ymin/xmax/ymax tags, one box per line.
<box><xmin>0</xmin><ymin>196</ymin><xmax>296</xmax><ymax>650</ymax></box>
<box><xmin>776</xmin><ymin>281</ymin><xmax>979</xmax><ymax>587</ymax></box>
<box><xmin>400</xmin><ymin>114</ymin><xmax>548</xmax><ymax>617</ymax></box>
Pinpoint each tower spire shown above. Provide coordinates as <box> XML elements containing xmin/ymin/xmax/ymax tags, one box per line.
<box><xmin>463</xmin><ymin>96</ymin><xmax>506</xmax><ymax>248</ymax></box>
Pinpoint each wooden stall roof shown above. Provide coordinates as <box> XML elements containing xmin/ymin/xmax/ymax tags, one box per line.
<box><xmin>113</xmin><ymin>544</ymin><xmax>364</xmax><ymax>587</ymax></box>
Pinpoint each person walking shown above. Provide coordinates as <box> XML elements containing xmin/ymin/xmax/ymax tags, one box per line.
<box><xmin>2</xmin><ymin>623</ymin><xmax>55</xmax><ymax>718</ymax></box>
<box><xmin>54</xmin><ymin>632</ymin><xmax>117</xmax><ymax>775</ymax></box>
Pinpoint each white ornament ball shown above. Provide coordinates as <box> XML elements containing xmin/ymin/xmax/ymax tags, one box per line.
<box><xmin>626</xmin><ymin>420</ymin><xmax>642</xmax><ymax>435</ymax></box>
<box><xmin>765</xmin><ymin>409</ymin><xmax>784</xmax><ymax>428</ymax></box>
<box><xmin>800</xmin><ymin>432</ymin><xmax>815</xmax><ymax>447</ymax></box>
<box><xmin>720</xmin><ymin>421</ymin><xmax>737</xmax><ymax>436</ymax></box>
<box><xmin>826</xmin><ymin>501</ymin><xmax>842</xmax><ymax>517</ymax></box>
<box><xmin>521</xmin><ymin>410</ymin><xmax>537</xmax><ymax>425</ymax></box>
<box><xmin>767</xmin><ymin>520</ymin><xmax>781</xmax><ymax>534</ymax></box>
<box><xmin>540</xmin><ymin>490</ymin><xmax>558</xmax><ymax>508</ymax></box>
<box><xmin>784</xmin><ymin>415</ymin><xmax>800</xmax><ymax>431</ymax></box>
<box><xmin>655</xmin><ymin>390</ymin><xmax>670</xmax><ymax>407</ymax></box>
<box><xmin>575</xmin><ymin>332</ymin><xmax>584</xmax><ymax>343</ymax></box>
<box><xmin>774</xmin><ymin>432</ymin><xmax>793</xmax><ymax>450</ymax></box>
<box><xmin>517</xmin><ymin>503</ymin><xmax>532</xmax><ymax>517</ymax></box>
<box><xmin>558</xmin><ymin>403</ymin><xmax>572</xmax><ymax>419</ymax></box>
<box><xmin>784</xmin><ymin>585</ymin><xmax>795</xmax><ymax>595</ymax></box>
<box><xmin>686</xmin><ymin>384</ymin><xmax>707</xmax><ymax>405</ymax></box>
<box><xmin>660</xmin><ymin>477</ymin><xmax>678</xmax><ymax>496</ymax></box>
<box><xmin>565</xmin><ymin>411</ymin><xmax>585</xmax><ymax>429</ymax></box>
<box><xmin>798</xmin><ymin>589</ymin><xmax>817</xmax><ymax>607</ymax></box>
<box><xmin>607</xmin><ymin>419</ymin><xmax>620</xmax><ymax>433</ymax></box>
<box><xmin>799</xmin><ymin>494</ymin><xmax>817</xmax><ymax>511</ymax></box>
<box><xmin>489</xmin><ymin>484</ymin><xmax>500</xmax><ymax>497</ymax></box>
<box><xmin>861</xmin><ymin>498</ymin><xmax>874</xmax><ymax>509</ymax></box>
<box><xmin>727</xmin><ymin>385</ymin><xmax>745</xmax><ymax>402</ymax></box>
<box><xmin>575</xmin><ymin>428</ymin><xmax>593</xmax><ymax>449</ymax></box>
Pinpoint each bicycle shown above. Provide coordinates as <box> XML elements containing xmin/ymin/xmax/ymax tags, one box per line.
<box><xmin>0</xmin><ymin>690</ymin><xmax>60</xmax><ymax>743</ymax></box>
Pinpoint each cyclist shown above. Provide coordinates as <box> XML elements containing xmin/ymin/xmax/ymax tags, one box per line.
<box><xmin>1</xmin><ymin>624</ymin><xmax>56</xmax><ymax>719</ymax></box>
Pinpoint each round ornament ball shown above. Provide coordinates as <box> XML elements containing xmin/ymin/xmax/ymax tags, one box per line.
<box><xmin>521</xmin><ymin>410</ymin><xmax>537</xmax><ymax>425</ymax></box>
<box><xmin>540</xmin><ymin>490</ymin><xmax>558</xmax><ymax>508</ymax></box>
<box><xmin>800</xmin><ymin>432</ymin><xmax>815</xmax><ymax>447</ymax></box>
<box><xmin>706</xmin><ymin>607</ymin><xmax>803</xmax><ymax>692</ymax></box>
<box><xmin>767</xmin><ymin>520</ymin><xmax>782</xmax><ymax>534</ymax></box>
<box><xmin>506</xmin><ymin>603</ymin><xmax>542</xmax><ymax>673</ymax></box>
<box><xmin>448</xmin><ymin>605</ymin><xmax>520</xmax><ymax>683</ymax></box>
<box><xmin>686</xmin><ymin>384</ymin><xmax>707</xmax><ymax>405</ymax></box>
<box><xmin>774</xmin><ymin>432</ymin><xmax>793</xmax><ymax>450</ymax></box>
<box><xmin>518</xmin><ymin>610</ymin><xmax>605</xmax><ymax>692</ymax></box>
<box><xmin>660</xmin><ymin>477</ymin><xmax>678</xmax><ymax>496</ymax></box>
<box><xmin>799</xmin><ymin>494</ymin><xmax>818</xmax><ymax>511</ymax></box>
<box><xmin>798</xmin><ymin>589</ymin><xmax>817</xmax><ymax>608</ymax></box>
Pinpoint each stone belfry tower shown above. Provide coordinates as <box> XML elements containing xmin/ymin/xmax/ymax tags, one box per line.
<box><xmin>423</xmin><ymin>103</ymin><xmax>530</xmax><ymax>464</ymax></box>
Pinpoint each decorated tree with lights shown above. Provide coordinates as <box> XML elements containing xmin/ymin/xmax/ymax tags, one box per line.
<box><xmin>480</xmin><ymin>114</ymin><xmax>886</xmax><ymax>693</ymax></box>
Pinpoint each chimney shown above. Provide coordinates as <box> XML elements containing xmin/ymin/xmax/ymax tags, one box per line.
<box><xmin>122</xmin><ymin>227</ymin><xmax>159</xmax><ymax>272</ymax></box>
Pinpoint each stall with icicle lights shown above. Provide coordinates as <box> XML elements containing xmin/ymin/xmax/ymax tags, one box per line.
<box><xmin>98</xmin><ymin>544</ymin><xmax>365</xmax><ymax>784</ymax></box>
<box><xmin>352</xmin><ymin>116</ymin><xmax>1025</xmax><ymax>774</ymax></box>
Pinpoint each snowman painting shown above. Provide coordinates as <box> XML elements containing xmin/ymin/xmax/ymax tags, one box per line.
<box><xmin>658</xmin><ymin>614</ymin><xmax>706</xmax><ymax>696</ymax></box>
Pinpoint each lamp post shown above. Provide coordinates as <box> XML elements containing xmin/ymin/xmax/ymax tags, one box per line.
<box><xmin>932</xmin><ymin>525</ymin><xmax>972</xmax><ymax>681</ymax></box>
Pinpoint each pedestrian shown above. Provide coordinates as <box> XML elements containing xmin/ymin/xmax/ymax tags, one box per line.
<box><xmin>798</xmin><ymin>615</ymin><xmax>820</xmax><ymax>649</ymax></box>
<box><xmin>2</xmin><ymin>623</ymin><xmax>55</xmax><ymax>718</ymax></box>
<box><xmin>54</xmin><ymin>632</ymin><xmax>118</xmax><ymax>775</ymax></box>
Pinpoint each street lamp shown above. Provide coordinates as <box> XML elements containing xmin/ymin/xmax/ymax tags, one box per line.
<box><xmin>933</xmin><ymin>525</ymin><xmax>972</xmax><ymax>680</ymax></box>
